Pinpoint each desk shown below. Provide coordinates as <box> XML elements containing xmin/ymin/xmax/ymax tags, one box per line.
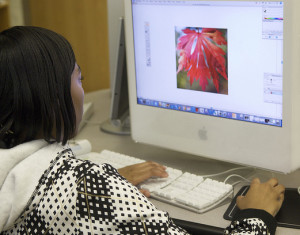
<box><xmin>76</xmin><ymin>89</ymin><xmax>300</xmax><ymax>235</ymax></box>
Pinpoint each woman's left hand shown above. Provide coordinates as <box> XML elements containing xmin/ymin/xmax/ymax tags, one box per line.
<box><xmin>118</xmin><ymin>161</ymin><xmax>168</xmax><ymax>197</ymax></box>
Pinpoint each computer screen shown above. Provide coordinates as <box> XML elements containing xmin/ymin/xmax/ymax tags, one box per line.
<box><xmin>124</xmin><ymin>0</ymin><xmax>300</xmax><ymax>173</ymax></box>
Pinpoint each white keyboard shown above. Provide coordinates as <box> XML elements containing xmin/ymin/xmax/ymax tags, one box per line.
<box><xmin>81</xmin><ymin>149</ymin><xmax>233</xmax><ymax>213</ymax></box>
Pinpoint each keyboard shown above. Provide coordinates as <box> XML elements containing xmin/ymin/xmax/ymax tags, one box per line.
<box><xmin>80</xmin><ymin>149</ymin><xmax>234</xmax><ymax>213</ymax></box>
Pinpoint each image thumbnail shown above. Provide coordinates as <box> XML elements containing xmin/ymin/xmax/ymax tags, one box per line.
<box><xmin>176</xmin><ymin>27</ymin><xmax>228</xmax><ymax>94</ymax></box>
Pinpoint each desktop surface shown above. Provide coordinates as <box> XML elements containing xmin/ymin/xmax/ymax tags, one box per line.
<box><xmin>76</xmin><ymin>89</ymin><xmax>300</xmax><ymax>234</ymax></box>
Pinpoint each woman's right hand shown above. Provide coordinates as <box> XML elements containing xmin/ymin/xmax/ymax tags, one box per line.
<box><xmin>236</xmin><ymin>178</ymin><xmax>285</xmax><ymax>217</ymax></box>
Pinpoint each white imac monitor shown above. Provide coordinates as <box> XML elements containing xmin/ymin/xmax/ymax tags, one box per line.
<box><xmin>100</xmin><ymin>18</ymin><xmax>131</xmax><ymax>135</ymax></box>
<box><xmin>124</xmin><ymin>0</ymin><xmax>300</xmax><ymax>173</ymax></box>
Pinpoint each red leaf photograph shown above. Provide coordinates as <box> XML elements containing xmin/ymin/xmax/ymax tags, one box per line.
<box><xmin>176</xmin><ymin>27</ymin><xmax>228</xmax><ymax>94</ymax></box>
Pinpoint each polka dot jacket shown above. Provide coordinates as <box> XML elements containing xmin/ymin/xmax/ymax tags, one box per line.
<box><xmin>1</xmin><ymin>147</ymin><xmax>277</xmax><ymax>235</ymax></box>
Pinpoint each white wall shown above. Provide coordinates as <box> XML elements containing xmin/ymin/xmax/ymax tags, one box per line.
<box><xmin>9</xmin><ymin>0</ymin><xmax>25</xmax><ymax>26</ymax></box>
<box><xmin>107</xmin><ymin>0</ymin><xmax>124</xmax><ymax>88</ymax></box>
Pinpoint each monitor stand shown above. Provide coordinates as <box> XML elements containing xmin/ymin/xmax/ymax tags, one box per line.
<box><xmin>100</xmin><ymin>116</ymin><xmax>131</xmax><ymax>136</ymax></box>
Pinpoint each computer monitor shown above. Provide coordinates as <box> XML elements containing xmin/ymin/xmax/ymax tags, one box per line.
<box><xmin>100</xmin><ymin>18</ymin><xmax>131</xmax><ymax>135</ymax></box>
<box><xmin>124</xmin><ymin>0</ymin><xmax>300</xmax><ymax>173</ymax></box>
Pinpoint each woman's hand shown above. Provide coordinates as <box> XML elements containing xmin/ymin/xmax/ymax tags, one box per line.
<box><xmin>236</xmin><ymin>178</ymin><xmax>285</xmax><ymax>217</ymax></box>
<box><xmin>118</xmin><ymin>161</ymin><xmax>168</xmax><ymax>197</ymax></box>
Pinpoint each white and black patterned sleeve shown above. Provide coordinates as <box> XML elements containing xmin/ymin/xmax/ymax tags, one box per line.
<box><xmin>75</xmin><ymin>161</ymin><xmax>189</xmax><ymax>234</ymax></box>
<box><xmin>224</xmin><ymin>209</ymin><xmax>277</xmax><ymax>235</ymax></box>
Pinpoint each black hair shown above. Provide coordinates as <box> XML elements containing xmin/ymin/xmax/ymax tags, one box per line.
<box><xmin>0</xmin><ymin>26</ymin><xmax>77</xmax><ymax>148</ymax></box>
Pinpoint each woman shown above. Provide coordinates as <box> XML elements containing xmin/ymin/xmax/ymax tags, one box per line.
<box><xmin>0</xmin><ymin>26</ymin><xmax>284</xmax><ymax>234</ymax></box>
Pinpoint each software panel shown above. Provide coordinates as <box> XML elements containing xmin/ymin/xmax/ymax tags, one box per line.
<box><xmin>124</xmin><ymin>0</ymin><xmax>300</xmax><ymax>173</ymax></box>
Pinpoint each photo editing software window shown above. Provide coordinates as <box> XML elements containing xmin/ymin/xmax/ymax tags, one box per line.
<box><xmin>132</xmin><ymin>0</ymin><xmax>283</xmax><ymax>127</ymax></box>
